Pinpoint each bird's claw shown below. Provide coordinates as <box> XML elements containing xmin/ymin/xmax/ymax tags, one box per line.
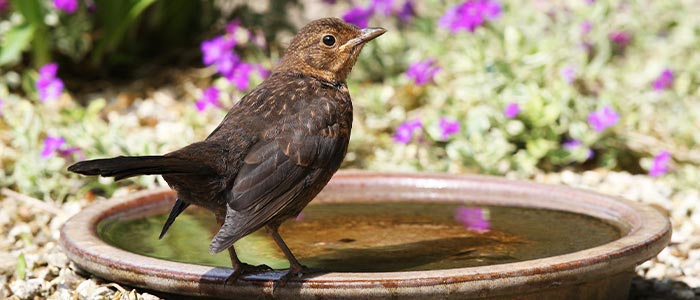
<box><xmin>276</xmin><ymin>265</ymin><xmax>323</xmax><ymax>287</ymax></box>
<box><xmin>224</xmin><ymin>263</ymin><xmax>273</xmax><ymax>285</ymax></box>
<box><xmin>243</xmin><ymin>262</ymin><xmax>273</xmax><ymax>272</ymax></box>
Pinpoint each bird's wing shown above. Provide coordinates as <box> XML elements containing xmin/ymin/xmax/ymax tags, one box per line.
<box><xmin>230</xmin><ymin>95</ymin><xmax>348</xmax><ymax>212</ymax></box>
<box><xmin>208</xmin><ymin>97</ymin><xmax>349</xmax><ymax>253</ymax></box>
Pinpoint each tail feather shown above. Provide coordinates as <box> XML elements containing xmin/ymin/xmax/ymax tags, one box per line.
<box><xmin>159</xmin><ymin>198</ymin><xmax>190</xmax><ymax>239</ymax></box>
<box><xmin>68</xmin><ymin>155</ymin><xmax>214</xmax><ymax>180</ymax></box>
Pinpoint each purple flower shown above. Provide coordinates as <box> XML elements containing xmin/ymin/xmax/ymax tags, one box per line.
<box><xmin>214</xmin><ymin>52</ymin><xmax>241</xmax><ymax>77</ymax></box>
<box><xmin>406</xmin><ymin>59</ymin><xmax>440</xmax><ymax>85</ymax></box>
<box><xmin>480</xmin><ymin>0</ymin><xmax>502</xmax><ymax>19</ymax></box>
<box><xmin>438</xmin><ymin>117</ymin><xmax>460</xmax><ymax>140</ymax></box>
<box><xmin>504</xmin><ymin>103</ymin><xmax>520</xmax><ymax>118</ymax></box>
<box><xmin>39</xmin><ymin>80</ymin><xmax>65</xmax><ymax>102</ymax></box>
<box><xmin>398</xmin><ymin>0</ymin><xmax>416</xmax><ymax>22</ymax></box>
<box><xmin>563</xmin><ymin>139</ymin><xmax>582</xmax><ymax>150</ymax></box>
<box><xmin>41</xmin><ymin>136</ymin><xmax>66</xmax><ymax>158</ymax></box>
<box><xmin>58</xmin><ymin>146</ymin><xmax>84</xmax><ymax>160</ymax></box>
<box><xmin>649</xmin><ymin>151</ymin><xmax>671</xmax><ymax>177</ymax></box>
<box><xmin>53</xmin><ymin>0</ymin><xmax>78</xmax><ymax>13</ymax></box>
<box><xmin>343</xmin><ymin>6</ymin><xmax>373</xmax><ymax>28</ymax></box>
<box><xmin>455</xmin><ymin>206</ymin><xmax>490</xmax><ymax>233</ymax></box>
<box><xmin>226</xmin><ymin>63</ymin><xmax>255</xmax><ymax>90</ymax></box>
<box><xmin>587</xmin><ymin>106</ymin><xmax>619</xmax><ymax>132</ymax></box>
<box><xmin>39</xmin><ymin>63</ymin><xmax>58</xmax><ymax>78</ymax></box>
<box><xmin>36</xmin><ymin>63</ymin><xmax>65</xmax><ymax>102</ymax></box>
<box><xmin>41</xmin><ymin>135</ymin><xmax>83</xmax><ymax>159</ymax></box>
<box><xmin>195</xmin><ymin>87</ymin><xmax>221</xmax><ymax>112</ymax></box>
<box><xmin>0</xmin><ymin>98</ymin><xmax>4</xmax><ymax>117</ymax></box>
<box><xmin>256</xmin><ymin>64</ymin><xmax>271</xmax><ymax>79</ymax></box>
<box><xmin>581</xmin><ymin>21</ymin><xmax>592</xmax><ymax>36</ymax></box>
<box><xmin>371</xmin><ymin>0</ymin><xmax>394</xmax><ymax>16</ymax></box>
<box><xmin>652</xmin><ymin>69</ymin><xmax>674</xmax><ymax>91</ymax></box>
<box><xmin>392</xmin><ymin>120</ymin><xmax>423</xmax><ymax>144</ymax></box>
<box><xmin>563</xmin><ymin>139</ymin><xmax>594</xmax><ymax>159</ymax></box>
<box><xmin>200</xmin><ymin>30</ymin><xmax>258</xmax><ymax>89</ymax></box>
<box><xmin>0</xmin><ymin>0</ymin><xmax>8</xmax><ymax>11</ymax></box>
<box><xmin>201</xmin><ymin>36</ymin><xmax>236</xmax><ymax>66</ymax></box>
<box><xmin>609</xmin><ymin>31</ymin><xmax>631</xmax><ymax>47</ymax></box>
<box><xmin>439</xmin><ymin>0</ymin><xmax>502</xmax><ymax>33</ymax></box>
<box><xmin>584</xmin><ymin>0</ymin><xmax>595</xmax><ymax>4</ymax></box>
<box><xmin>560</xmin><ymin>65</ymin><xmax>576</xmax><ymax>84</ymax></box>
<box><xmin>225</xmin><ymin>19</ymin><xmax>241</xmax><ymax>35</ymax></box>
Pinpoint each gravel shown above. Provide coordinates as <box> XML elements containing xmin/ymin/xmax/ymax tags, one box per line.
<box><xmin>1</xmin><ymin>170</ymin><xmax>698</xmax><ymax>299</ymax></box>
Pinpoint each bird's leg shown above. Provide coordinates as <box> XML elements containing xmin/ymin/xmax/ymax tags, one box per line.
<box><xmin>266</xmin><ymin>222</ymin><xmax>312</xmax><ymax>285</ymax></box>
<box><xmin>216</xmin><ymin>216</ymin><xmax>271</xmax><ymax>285</ymax></box>
<box><xmin>224</xmin><ymin>246</ymin><xmax>245</xmax><ymax>285</ymax></box>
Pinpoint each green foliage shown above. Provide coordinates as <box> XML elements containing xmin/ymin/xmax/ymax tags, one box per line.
<box><xmin>0</xmin><ymin>0</ymin><xmax>699</xmax><ymax>202</ymax></box>
<box><xmin>89</xmin><ymin>0</ymin><xmax>158</xmax><ymax>65</ymax></box>
<box><xmin>345</xmin><ymin>0</ymin><xmax>700</xmax><ymax>178</ymax></box>
<box><xmin>2</xmin><ymin>0</ymin><xmax>50</xmax><ymax>66</ymax></box>
<box><xmin>0</xmin><ymin>92</ymin><xmax>215</xmax><ymax>200</ymax></box>
<box><xmin>15</xmin><ymin>252</ymin><xmax>26</xmax><ymax>280</ymax></box>
<box><xmin>0</xmin><ymin>0</ymin><xmax>220</xmax><ymax>71</ymax></box>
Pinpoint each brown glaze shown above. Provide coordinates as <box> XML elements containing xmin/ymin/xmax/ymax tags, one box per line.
<box><xmin>60</xmin><ymin>171</ymin><xmax>670</xmax><ymax>299</ymax></box>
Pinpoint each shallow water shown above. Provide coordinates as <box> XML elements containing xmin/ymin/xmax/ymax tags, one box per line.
<box><xmin>98</xmin><ymin>202</ymin><xmax>623</xmax><ymax>272</ymax></box>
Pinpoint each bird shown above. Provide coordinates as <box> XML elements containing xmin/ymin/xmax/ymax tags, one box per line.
<box><xmin>68</xmin><ymin>17</ymin><xmax>386</xmax><ymax>284</ymax></box>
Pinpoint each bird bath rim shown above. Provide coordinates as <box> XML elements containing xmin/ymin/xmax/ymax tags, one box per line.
<box><xmin>60</xmin><ymin>171</ymin><xmax>671</xmax><ymax>299</ymax></box>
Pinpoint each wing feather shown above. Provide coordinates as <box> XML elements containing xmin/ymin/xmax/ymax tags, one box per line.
<box><xmin>209</xmin><ymin>96</ymin><xmax>349</xmax><ymax>252</ymax></box>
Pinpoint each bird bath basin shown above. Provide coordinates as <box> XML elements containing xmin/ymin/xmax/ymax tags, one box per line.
<box><xmin>60</xmin><ymin>171</ymin><xmax>670</xmax><ymax>299</ymax></box>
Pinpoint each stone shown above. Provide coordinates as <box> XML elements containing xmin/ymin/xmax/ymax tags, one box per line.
<box><xmin>9</xmin><ymin>279</ymin><xmax>41</xmax><ymax>300</ymax></box>
<box><xmin>0</xmin><ymin>252</ymin><xmax>17</xmax><ymax>275</ymax></box>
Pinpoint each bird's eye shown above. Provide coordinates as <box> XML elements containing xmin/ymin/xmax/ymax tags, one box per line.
<box><xmin>322</xmin><ymin>35</ymin><xmax>336</xmax><ymax>46</ymax></box>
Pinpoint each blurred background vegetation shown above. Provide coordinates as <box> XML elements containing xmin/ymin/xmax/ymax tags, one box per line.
<box><xmin>0</xmin><ymin>0</ymin><xmax>698</xmax><ymax>202</ymax></box>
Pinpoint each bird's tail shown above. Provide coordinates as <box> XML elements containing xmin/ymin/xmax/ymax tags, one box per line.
<box><xmin>68</xmin><ymin>155</ymin><xmax>213</xmax><ymax>181</ymax></box>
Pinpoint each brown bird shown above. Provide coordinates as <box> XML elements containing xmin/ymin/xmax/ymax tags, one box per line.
<box><xmin>68</xmin><ymin>18</ymin><xmax>385</xmax><ymax>283</ymax></box>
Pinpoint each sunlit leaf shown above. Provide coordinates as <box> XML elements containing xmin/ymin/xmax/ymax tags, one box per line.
<box><xmin>0</xmin><ymin>24</ymin><xmax>35</xmax><ymax>66</ymax></box>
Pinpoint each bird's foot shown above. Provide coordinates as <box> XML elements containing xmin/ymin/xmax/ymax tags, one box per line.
<box><xmin>276</xmin><ymin>265</ymin><xmax>323</xmax><ymax>287</ymax></box>
<box><xmin>224</xmin><ymin>263</ymin><xmax>273</xmax><ymax>285</ymax></box>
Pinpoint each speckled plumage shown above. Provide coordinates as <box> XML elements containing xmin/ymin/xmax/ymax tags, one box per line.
<box><xmin>68</xmin><ymin>18</ymin><xmax>386</xmax><ymax>283</ymax></box>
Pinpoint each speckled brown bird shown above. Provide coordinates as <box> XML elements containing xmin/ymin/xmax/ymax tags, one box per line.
<box><xmin>68</xmin><ymin>18</ymin><xmax>386</xmax><ymax>283</ymax></box>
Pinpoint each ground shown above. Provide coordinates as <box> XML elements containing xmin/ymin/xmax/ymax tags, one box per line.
<box><xmin>1</xmin><ymin>169</ymin><xmax>698</xmax><ymax>299</ymax></box>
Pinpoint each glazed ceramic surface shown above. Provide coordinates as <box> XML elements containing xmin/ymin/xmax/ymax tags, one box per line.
<box><xmin>60</xmin><ymin>171</ymin><xmax>671</xmax><ymax>299</ymax></box>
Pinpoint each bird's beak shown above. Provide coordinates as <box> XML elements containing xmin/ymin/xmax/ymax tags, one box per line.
<box><xmin>343</xmin><ymin>27</ymin><xmax>387</xmax><ymax>49</ymax></box>
<box><xmin>358</xmin><ymin>27</ymin><xmax>387</xmax><ymax>43</ymax></box>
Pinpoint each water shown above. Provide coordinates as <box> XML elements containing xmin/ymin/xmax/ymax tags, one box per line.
<box><xmin>98</xmin><ymin>202</ymin><xmax>623</xmax><ymax>272</ymax></box>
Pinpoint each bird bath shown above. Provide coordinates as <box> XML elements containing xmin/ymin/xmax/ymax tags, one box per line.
<box><xmin>60</xmin><ymin>171</ymin><xmax>670</xmax><ymax>299</ymax></box>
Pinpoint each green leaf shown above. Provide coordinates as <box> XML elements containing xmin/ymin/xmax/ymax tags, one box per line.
<box><xmin>91</xmin><ymin>0</ymin><xmax>158</xmax><ymax>65</ymax></box>
<box><xmin>87</xmin><ymin>98</ymin><xmax>107</xmax><ymax>116</ymax></box>
<box><xmin>0</xmin><ymin>23</ymin><xmax>36</xmax><ymax>66</ymax></box>
<box><xmin>9</xmin><ymin>0</ymin><xmax>50</xmax><ymax>67</ymax></box>
<box><xmin>16</xmin><ymin>252</ymin><xmax>26</xmax><ymax>280</ymax></box>
<box><xmin>9</xmin><ymin>0</ymin><xmax>45</xmax><ymax>25</ymax></box>
<box><xmin>526</xmin><ymin>138</ymin><xmax>557</xmax><ymax>160</ymax></box>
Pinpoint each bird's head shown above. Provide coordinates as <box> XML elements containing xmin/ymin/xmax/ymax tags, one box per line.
<box><xmin>275</xmin><ymin>18</ymin><xmax>386</xmax><ymax>83</ymax></box>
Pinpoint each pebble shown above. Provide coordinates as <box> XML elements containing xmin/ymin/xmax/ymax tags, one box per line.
<box><xmin>1</xmin><ymin>169</ymin><xmax>698</xmax><ymax>299</ymax></box>
<box><xmin>0</xmin><ymin>252</ymin><xmax>17</xmax><ymax>275</ymax></box>
<box><xmin>141</xmin><ymin>293</ymin><xmax>161</xmax><ymax>300</ymax></box>
<box><xmin>646</xmin><ymin>264</ymin><xmax>669</xmax><ymax>279</ymax></box>
<box><xmin>76</xmin><ymin>279</ymin><xmax>98</xmax><ymax>299</ymax></box>
<box><xmin>52</xmin><ymin>284</ymin><xmax>74</xmax><ymax>300</ymax></box>
<box><xmin>90</xmin><ymin>286</ymin><xmax>116</xmax><ymax>299</ymax></box>
<box><xmin>46</xmin><ymin>252</ymin><xmax>69</xmax><ymax>269</ymax></box>
<box><xmin>9</xmin><ymin>278</ymin><xmax>42</xmax><ymax>300</ymax></box>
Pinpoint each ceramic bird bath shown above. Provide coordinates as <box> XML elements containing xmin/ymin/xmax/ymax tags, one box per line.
<box><xmin>60</xmin><ymin>171</ymin><xmax>670</xmax><ymax>299</ymax></box>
